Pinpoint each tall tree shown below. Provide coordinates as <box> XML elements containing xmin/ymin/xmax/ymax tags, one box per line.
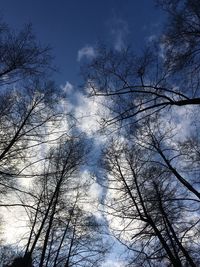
<box><xmin>0</xmin><ymin>23</ymin><xmax>52</xmax><ymax>84</ymax></box>
<box><xmin>22</xmin><ymin>137</ymin><xmax>107</xmax><ymax>267</ymax></box>
<box><xmin>82</xmin><ymin>1</ymin><xmax>200</xmax><ymax>266</ymax></box>
<box><xmin>101</xmin><ymin>129</ymin><xmax>199</xmax><ymax>266</ymax></box>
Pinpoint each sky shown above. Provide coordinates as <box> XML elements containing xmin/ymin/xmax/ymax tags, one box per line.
<box><xmin>0</xmin><ymin>1</ymin><xmax>166</xmax><ymax>266</ymax></box>
<box><xmin>0</xmin><ymin>2</ymin><xmax>199</xmax><ymax>266</ymax></box>
<box><xmin>0</xmin><ymin>0</ymin><xmax>165</xmax><ymax>87</ymax></box>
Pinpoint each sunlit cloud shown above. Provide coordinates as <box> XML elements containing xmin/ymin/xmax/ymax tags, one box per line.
<box><xmin>62</xmin><ymin>80</ymin><xmax>109</xmax><ymax>137</ymax></box>
<box><xmin>102</xmin><ymin>259</ymin><xmax>125</xmax><ymax>267</ymax></box>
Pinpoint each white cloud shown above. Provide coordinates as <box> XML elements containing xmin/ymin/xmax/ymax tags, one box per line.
<box><xmin>77</xmin><ymin>45</ymin><xmax>96</xmax><ymax>61</ymax></box>
<box><xmin>89</xmin><ymin>182</ymin><xmax>103</xmax><ymax>201</ymax></box>
<box><xmin>74</xmin><ymin>94</ymin><xmax>101</xmax><ymax>134</ymax></box>
<box><xmin>69</xmin><ymin>93</ymin><xmax>107</xmax><ymax>136</ymax></box>
<box><xmin>102</xmin><ymin>259</ymin><xmax>124</xmax><ymax>267</ymax></box>
<box><xmin>59</xmin><ymin>80</ymin><xmax>109</xmax><ymax>137</ymax></box>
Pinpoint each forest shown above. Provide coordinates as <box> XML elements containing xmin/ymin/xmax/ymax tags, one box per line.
<box><xmin>0</xmin><ymin>0</ymin><xmax>199</xmax><ymax>266</ymax></box>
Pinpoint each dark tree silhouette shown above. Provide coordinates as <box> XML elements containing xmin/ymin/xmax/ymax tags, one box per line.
<box><xmin>82</xmin><ymin>1</ymin><xmax>200</xmax><ymax>127</ymax></box>
<box><xmin>20</xmin><ymin>137</ymin><xmax>107</xmax><ymax>267</ymax></box>
<box><xmin>0</xmin><ymin>23</ymin><xmax>52</xmax><ymax>85</ymax></box>
<box><xmin>81</xmin><ymin>2</ymin><xmax>200</xmax><ymax>265</ymax></box>
<box><xmin>6</xmin><ymin>253</ymin><xmax>33</xmax><ymax>267</ymax></box>
<box><xmin>101</xmin><ymin>127</ymin><xmax>199</xmax><ymax>266</ymax></box>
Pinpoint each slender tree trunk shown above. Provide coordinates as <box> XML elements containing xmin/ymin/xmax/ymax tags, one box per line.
<box><xmin>156</xmin><ymin>186</ymin><xmax>196</xmax><ymax>267</ymax></box>
<box><xmin>64</xmin><ymin>225</ymin><xmax>76</xmax><ymax>267</ymax></box>
<box><xmin>53</xmin><ymin>196</ymin><xmax>78</xmax><ymax>267</ymax></box>
<box><xmin>25</xmin><ymin>194</ymin><xmax>42</xmax><ymax>255</ymax></box>
<box><xmin>157</xmin><ymin>147</ymin><xmax>200</xmax><ymax>200</ymax></box>
<box><xmin>117</xmin><ymin>160</ymin><xmax>181</xmax><ymax>266</ymax></box>
<box><xmin>39</xmin><ymin>191</ymin><xmax>59</xmax><ymax>267</ymax></box>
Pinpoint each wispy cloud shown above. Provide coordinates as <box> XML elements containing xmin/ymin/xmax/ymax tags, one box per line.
<box><xmin>61</xmin><ymin>81</ymin><xmax>73</xmax><ymax>93</ymax></box>
<box><xmin>77</xmin><ymin>45</ymin><xmax>96</xmax><ymax>61</ymax></box>
<box><xmin>109</xmin><ymin>17</ymin><xmax>129</xmax><ymax>51</ymax></box>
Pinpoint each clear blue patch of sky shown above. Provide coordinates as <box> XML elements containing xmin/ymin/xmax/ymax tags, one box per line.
<box><xmin>0</xmin><ymin>0</ymin><xmax>165</xmax><ymax>86</ymax></box>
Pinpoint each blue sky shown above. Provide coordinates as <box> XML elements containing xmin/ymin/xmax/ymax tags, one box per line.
<box><xmin>0</xmin><ymin>0</ymin><xmax>164</xmax><ymax>86</ymax></box>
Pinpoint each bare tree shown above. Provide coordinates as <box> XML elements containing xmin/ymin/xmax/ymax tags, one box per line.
<box><xmin>81</xmin><ymin>4</ymin><xmax>200</xmax><ymax>265</ymax></box>
<box><xmin>0</xmin><ymin>18</ymin><xmax>67</xmax><ymax>263</ymax></box>
<box><xmin>157</xmin><ymin>0</ymin><xmax>200</xmax><ymax>71</ymax></box>
<box><xmin>0</xmin><ymin>79</ymin><xmax>63</xmax><ymax>199</ymax></box>
<box><xmin>0</xmin><ymin>23</ymin><xmax>52</xmax><ymax>85</ymax></box>
<box><xmin>82</xmin><ymin>1</ymin><xmax>200</xmax><ymax>127</ymax></box>
<box><xmin>82</xmin><ymin>46</ymin><xmax>200</xmax><ymax>128</ymax></box>
<box><xmin>0</xmin><ymin>16</ymin><xmax>62</xmax><ymax>193</ymax></box>
<box><xmin>101</xmin><ymin>132</ymin><xmax>199</xmax><ymax>266</ymax></box>
<box><xmin>20</xmin><ymin>137</ymin><xmax>107</xmax><ymax>267</ymax></box>
<box><xmin>0</xmin><ymin>18</ymin><xmax>64</xmax><ymax>201</ymax></box>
